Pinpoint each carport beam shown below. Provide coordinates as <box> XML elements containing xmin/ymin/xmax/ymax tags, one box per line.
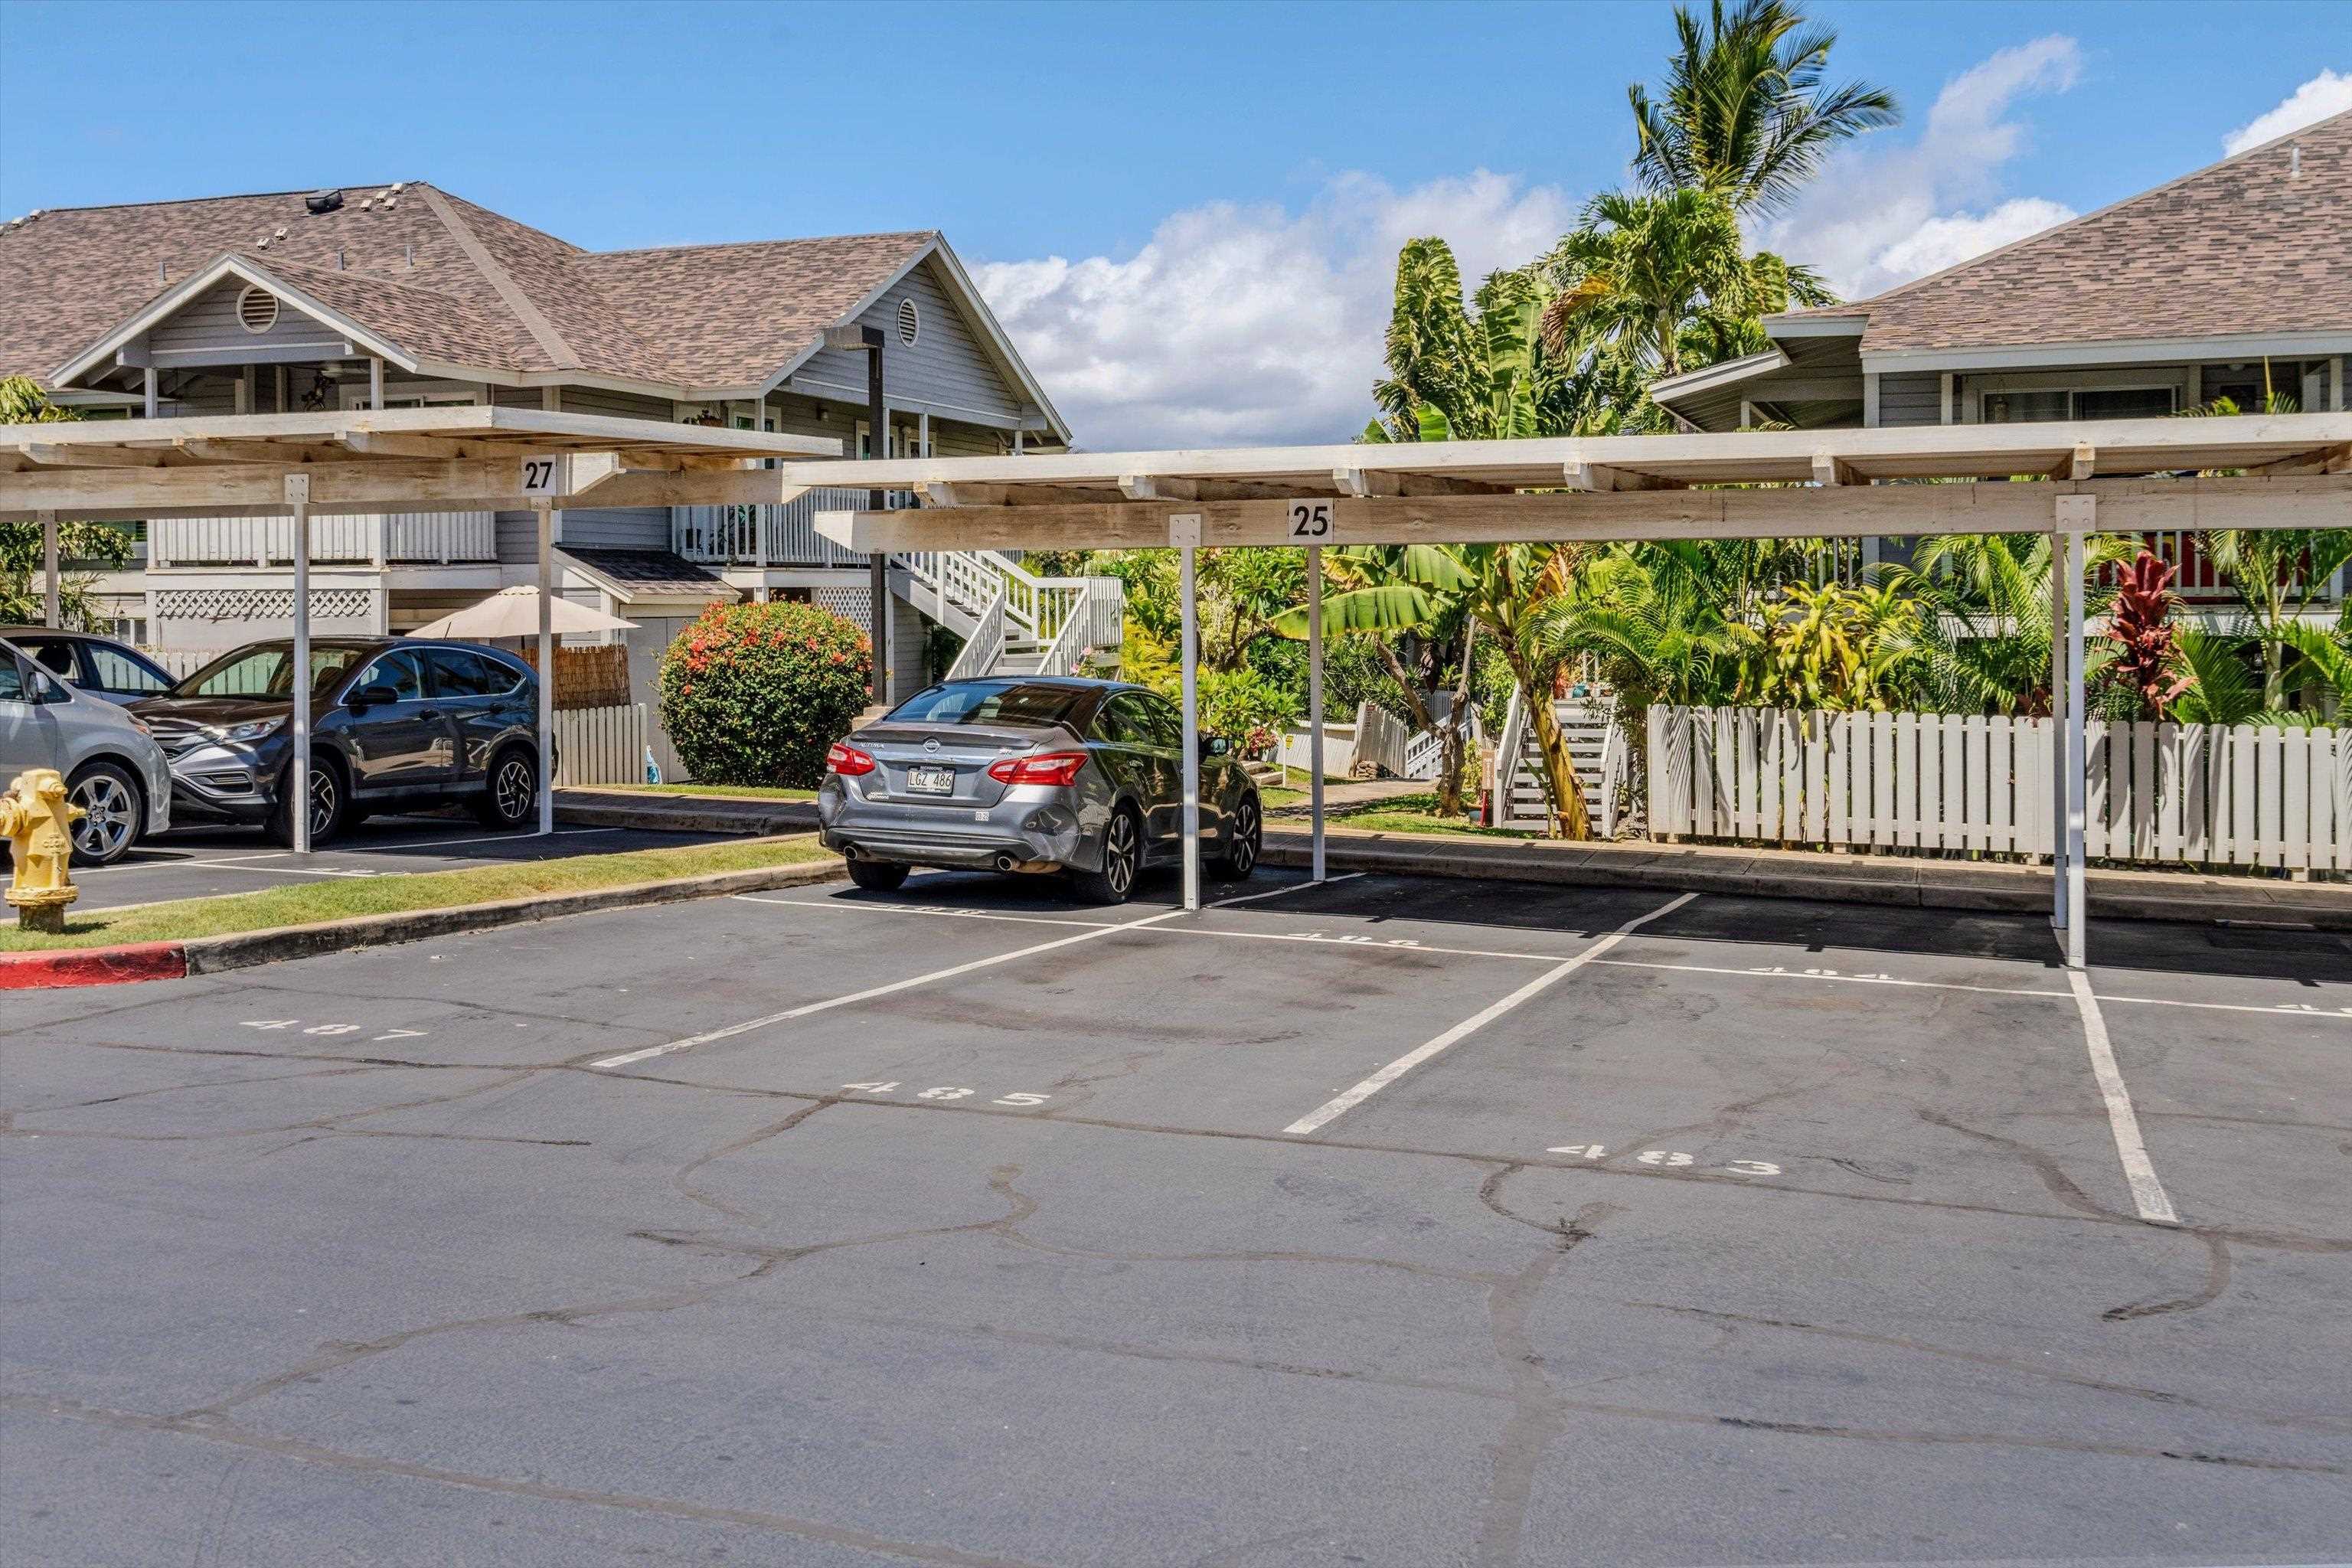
<box><xmin>1306</xmin><ymin>543</ymin><xmax>1325</xmax><ymax>881</ymax></box>
<box><xmin>1178</xmin><ymin>532</ymin><xmax>1201</xmax><ymax>912</ymax></box>
<box><xmin>287</xmin><ymin>474</ymin><xmax>312</xmax><ymax>856</ymax></box>
<box><xmin>536</xmin><ymin>501</ymin><xmax>557</xmax><ymax>836</ymax></box>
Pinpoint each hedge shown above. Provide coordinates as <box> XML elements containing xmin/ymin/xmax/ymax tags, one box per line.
<box><xmin>657</xmin><ymin>600</ymin><xmax>872</xmax><ymax>786</ymax></box>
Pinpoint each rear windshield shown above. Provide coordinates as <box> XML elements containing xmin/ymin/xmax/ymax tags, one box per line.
<box><xmin>887</xmin><ymin>681</ymin><xmax>1093</xmax><ymax>730</ymax></box>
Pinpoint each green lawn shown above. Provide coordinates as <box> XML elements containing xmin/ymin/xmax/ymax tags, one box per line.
<box><xmin>581</xmin><ymin>782</ymin><xmax>818</xmax><ymax>802</ymax></box>
<box><xmin>0</xmin><ymin>837</ymin><xmax>835</xmax><ymax>953</ymax></box>
<box><xmin>1279</xmin><ymin>792</ymin><xmax>1544</xmax><ymax>840</ymax></box>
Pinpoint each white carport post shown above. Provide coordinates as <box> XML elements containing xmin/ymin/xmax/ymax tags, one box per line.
<box><xmin>38</xmin><ymin>511</ymin><xmax>59</xmax><ymax>627</ymax></box>
<box><xmin>2053</xmin><ymin>495</ymin><xmax>2094</xmax><ymax>969</ymax></box>
<box><xmin>535</xmin><ymin>499</ymin><xmax>557</xmax><ymax>836</ymax></box>
<box><xmin>286</xmin><ymin>474</ymin><xmax>312</xmax><ymax>855</ymax></box>
<box><xmin>1305</xmin><ymin>543</ymin><xmax>1325</xmax><ymax>882</ymax></box>
<box><xmin>1174</xmin><ymin>513</ymin><xmax>1203</xmax><ymax>911</ymax></box>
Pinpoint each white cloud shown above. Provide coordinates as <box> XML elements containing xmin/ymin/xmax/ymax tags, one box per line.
<box><xmin>2223</xmin><ymin>68</ymin><xmax>2352</xmax><ymax>155</ymax></box>
<box><xmin>974</xmin><ymin>170</ymin><xmax>1575</xmax><ymax>451</ymax></box>
<box><xmin>1760</xmin><ymin>36</ymin><xmax>2082</xmax><ymax>299</ymax></box>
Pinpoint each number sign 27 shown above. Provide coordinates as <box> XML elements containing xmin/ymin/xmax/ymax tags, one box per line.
<box><xmin>518</xmin><ymin>456</ymin><xmax>566</xmax><ymax>497</ymax></box>
<box><xmin>1285</xmin><ymin>500</ymin><xmax>1335</xmax><ymax>542</ymax></box>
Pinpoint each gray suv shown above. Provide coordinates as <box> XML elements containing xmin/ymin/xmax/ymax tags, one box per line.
<box><xmin>816</xmin><ymin>677</ymin><xmax>1261</xmax><ymax>903</ymax></box>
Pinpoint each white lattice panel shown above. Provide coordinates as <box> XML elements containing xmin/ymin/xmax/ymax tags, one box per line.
<box><xmin>814</xmin><ymin>586</ymin><xmax>871</xmax><ymax>632</ymax></box>
<box><xmin>153</xmin><ymin>588</ymin><xmax>375</xmax><ymax>623</ymax></box>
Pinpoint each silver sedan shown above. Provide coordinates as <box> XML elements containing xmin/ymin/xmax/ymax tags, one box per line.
<box><xmin>815</xmin><ymin>676</ymin><xmax>1261</xmax><ymax>903</ymax></box>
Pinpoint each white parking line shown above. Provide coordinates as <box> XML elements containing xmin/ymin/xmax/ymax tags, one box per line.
<box><xmin>2069</xmin><ymin>969</ymin><xmax>2179</xmax><ymax>1225</ymax></box>
<box><xmin>593</xmin><ymin>874</ymin><xmax>1364</xmax><ymax>1070</ymax></box>
<box><xmin>1281</xmin><ymin>893</ymin><xmax>1698</xmax><ymax>1137</ymax></box>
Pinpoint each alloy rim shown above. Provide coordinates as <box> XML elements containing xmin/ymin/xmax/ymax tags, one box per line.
<box><xmin>1232</xmin><ymin>800</ymin><xmax>1259</xmax><ymax>874</ymax></box>
<box><xmin>70</xmin><ymin>775</ymin><xmax>135</xmax><ymax>860</ymax></box>
<box><xmin>496</xmin><ymin>757</ymin><xmax>534</xmax><ymax>820</ymax></box>
<box><xmin>309</xmin><ymin>770</ymin><xmax>338</xmax><ymax>835</ymax></box>
<box><xmin>1106</xmin><ymin>813</ymin><xmax>1136</xmax><ymax>895</ymax></box>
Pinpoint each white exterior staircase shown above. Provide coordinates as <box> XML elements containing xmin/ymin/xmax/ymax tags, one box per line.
<box><xmin>893</xmin><ymin>550</ymin><xmax>1124</xmax><ymax>681</ymax></box>
<box><xmin>1493</xmin><ymin>691</ymin><xmax>1626</xmax><ymax>836</ymax></box>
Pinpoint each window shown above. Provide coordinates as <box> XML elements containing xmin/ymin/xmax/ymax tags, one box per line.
<box><xmin>355</xmin><ymin>649</ymin><xmax>427</xmax><ymax>702</ymax></box>
<box><xmin>15</xmin><ymin>639</ymin><xmax>78</xmax><ymax>679</ymax></box>
<box><xmin>0</xmin><ymin>657</ymin><xmax>24</xmax><ymax>703</ymax></box>
<box><xmin>1981</xmin><ymin>390</ymin><xmax>2068</xmax><ymax>424</ymax></box>
<box><xmin>1090</xmin><ymin>695</ymin><xmax>1144</xmax><ymax>746</ymax></box>
<box><xmin>2076</xmin><ymin>387</ymin><xmax>2176</xmax><ymax>420</ymax></box>
<box><xmin>1980</xmin><ymin>385</ymin><xmax>2178</xmax><ymax>423</ymax></box>
<box><xmin>886</xmin><ymin>680</ymin><xmax>1093</xmax><ymax>730</ymax></box>
<box><xmin>425</xmin><ymin>648</ymin><xmax>514</xmax><ymax>698</ymax></box>
<box><xmin>85</xmin><ymin>645</ymin><xmax>171</xmax><ymax>696</ymax></box>
<box><xmin>1132</xmin><ymin>695</ymin><xmax>1184</xmax><ymax>750</ymax></box>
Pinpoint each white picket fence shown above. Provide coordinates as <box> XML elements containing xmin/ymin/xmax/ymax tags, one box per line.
<box><xmin>1279</xmin><ymin>701</ymin><xmax>1414</xmax><ymax>779</ymax></box>
<box><xmin>553</xmin><ymin>703</ymin><xmax>650</xmax><ymax>787</ymax></box>
<box><xmin>1647</xmin><ymin>705</ymin><xmax>2350</xmax><ymax>871</ymax></box>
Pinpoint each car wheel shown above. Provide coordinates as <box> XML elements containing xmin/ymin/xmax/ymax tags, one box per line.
<box><xmin>267</xmin><ymin>756</ymin><xmax>348</xmax><ymax>848</ymax></box>
<box><xmin>472</xmin><ymin>746</ymin><xmax>539</xmax><ymax>830</ymax></box>
<box><xmin>1211</xmin><ymin>792</ymin><xmax>1261</xmax><ymax>880</ymax></box>
<box><xmin>64</xmin><ymin>761</ymin><xmax>143</xmax><ymax>867</ymax></box>
<box><xmin>1070</xmin><ymin>805</ymin><xmax>1142</xmax><ymax>905</ymax></box>
<box><xmin>846</xmin><ymin>859</ymin><xmax>910</xmax><ymax>893</ymax></box>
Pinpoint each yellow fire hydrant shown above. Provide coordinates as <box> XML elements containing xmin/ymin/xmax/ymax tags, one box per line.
<box><xmin>2</xmin><ymin>769</ymin><xmax>85</xmax><ymax>934</ymax></box>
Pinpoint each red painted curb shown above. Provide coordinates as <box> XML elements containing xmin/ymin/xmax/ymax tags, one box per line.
<box><xmin>0</xmin><ymin>941</ymin><xmax>189</xmax><ymax>990</ymax></box>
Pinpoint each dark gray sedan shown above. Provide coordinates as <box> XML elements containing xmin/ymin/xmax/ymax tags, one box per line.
<box><xmin>815</xmin><ymin>676</ymin><xmax>1261</xmax><ymax>903</ymax></box>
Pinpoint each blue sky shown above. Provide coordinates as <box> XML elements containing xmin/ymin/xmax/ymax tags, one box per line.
<box><xmin>4</xmin><ymin>0</ymin><xmax>2346</xmax><ymax>446</ymax></box>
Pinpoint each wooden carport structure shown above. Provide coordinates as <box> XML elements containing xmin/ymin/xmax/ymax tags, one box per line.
<box><xmin>794</xmin><ymin>413</ymin><xmax>2352</xmax><ymax>968</ymax></box>
<box><xmin>2</xmin><ymin>406</ymin><xmax>839</xmax><ymax>851</ymax></box>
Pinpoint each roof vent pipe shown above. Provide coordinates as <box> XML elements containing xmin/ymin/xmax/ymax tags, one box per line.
<box><xmin>305</xmin><ymin>188</ymin><xmax>344</xmax><ymax>215</ymax></box>
<box><xmin>404</xmin><ymin>243</ymin><xmax>414</xmax><ymax>269</ymax></box>
<box><xmin>2290</xmin><ymin>142</ymin><xmax>2301</xmax><ymax>178</ymax></box>
<box><xmin>336</xmin><ymin>248</ymin><xmax>346</xmax><ymax>270</ymax></box>
<box><xmin>158</xmin><ymin>260</ymin><xmax>167</xmax><ymax>283</ymax></box>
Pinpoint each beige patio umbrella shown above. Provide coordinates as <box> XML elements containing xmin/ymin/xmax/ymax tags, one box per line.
<box><xmin>408</xmin><ymin>585</ymin><xmax>637</xmax><ymax>639</ymax></box>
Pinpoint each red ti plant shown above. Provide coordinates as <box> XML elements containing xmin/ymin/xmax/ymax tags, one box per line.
<box><xmin>2106</xmin><ymin>549</ymin><xmax>2191</xmax><ymax>717</ymax></box>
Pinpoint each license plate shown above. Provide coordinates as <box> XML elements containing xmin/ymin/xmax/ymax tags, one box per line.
<box><xmin>906</xmin><ymin>765</ymin><xmax>956</xmax><ymax>795</ymax></box>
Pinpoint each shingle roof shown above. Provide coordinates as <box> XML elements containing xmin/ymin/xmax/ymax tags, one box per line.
<box><xmin>1782</xmin><ymin>109</ymin><xmax>2352</xmax><ymax>354</ymax></box>
<box><xmin>0</xmin><ymin>181</ymin><xmax>943</xmax><ymax>394</ymax></box>
<box><xmin>559</xmin><ymin>547</ymin><xmax>735</xmax><ymax>602</ymax></box>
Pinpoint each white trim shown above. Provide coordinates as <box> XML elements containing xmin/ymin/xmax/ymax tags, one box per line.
<box><xmin>52</xmin><ymin>253</ymin><xmax>420</xmax><ymax>386</ymax></box>
<box><xmin>335</xmin><ymin>378</ymin><xmax>482</xmax><ymax>412</ymax></box>
<box><xmin>1765</xmin><ymin>314</ymin><xmax>1869</xmax><ymax>338</ymax></box>
<box><xmin>1647</xmin><ymin>348</ymin><xmax>1788</xmax><ymax>401</ymax></box>
<box><xmin>1862</xmin><ymin>331</ymin><xmax>2352</xmax><ymax>374</ymax></box>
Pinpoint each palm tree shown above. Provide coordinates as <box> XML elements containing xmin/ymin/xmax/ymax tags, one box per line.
<box><xmin>1628</xmin><ymin>0</ymin><xmax>1899</xmax><ymax>217</ymax></box>
<box><xmin>1270</xmin><ymin>546</ymin><xmax>1480</xmax><ymax>815</ymax></box>
<box><xmin>1371</xmin><ymin>245</ymin><xmax>1558</xmax><ymax>442</ymax></box>
<box><xmin>1878</xmin><ymin>533</ymin><xmax>2132</xmax><ymax>716</ymax></box>
<box><xmin>1529</xmin><ymin>543</ymin><xmax>1750</xmax><ymax>710</ymax></box>
<box><xmin>1534</xmin><ymin>188</ymin><xmax>1831</xmax><ymax>387</ymax></box>
<box><xmin>1276</xmin><ymin>543</ymin><xmax>1592</xmax><ymax>836</ymax></box>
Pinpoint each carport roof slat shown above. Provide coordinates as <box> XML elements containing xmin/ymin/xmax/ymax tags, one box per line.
<box><xmin>782</xmin><ymin>413</ymin><xmax>2352</xmax><ymax>494</ymax></box>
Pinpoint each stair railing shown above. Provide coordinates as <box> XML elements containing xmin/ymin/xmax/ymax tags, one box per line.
<box><xmin>946</xmin><ymin>589</ymin><xmax>1008</xmax><ymax>682</ymax></box>
<box><xmin>1493</xmin><ymin>687</ymin><xmax>1529</xmax><ymax>825</ymax></box>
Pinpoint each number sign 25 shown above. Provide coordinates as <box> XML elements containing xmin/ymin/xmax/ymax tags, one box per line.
<box><xmin>1285</xmin><ymin>500</ymin><xmax>1335</xmax><ymax>542</ymax></box>
<box><xmin>518</xmin><ymin>456</ymin><xmax>566</xmax><ymax>497</ymax></box>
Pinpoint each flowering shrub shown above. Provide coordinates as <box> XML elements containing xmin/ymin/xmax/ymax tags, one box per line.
<box><xmin>657</xmin><ymin>600</ymin><xmax>871</xmax><ymax>786</ymax></box>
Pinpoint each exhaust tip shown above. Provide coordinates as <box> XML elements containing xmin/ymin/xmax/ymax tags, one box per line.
<box><xmin>993</xmin><ymin>854</ymin><xmax>1018</xmax><ymax>872</ymax></box>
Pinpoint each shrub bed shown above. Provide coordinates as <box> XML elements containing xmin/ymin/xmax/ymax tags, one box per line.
<box><xmin>658</xmin><ymin>600</ymin><xmax>871</xmax><ymax>786</ymax></box>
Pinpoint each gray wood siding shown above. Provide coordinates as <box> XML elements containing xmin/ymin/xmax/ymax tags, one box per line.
<box><xmin>146</xmin><ymin>279</ymin><xmax>350</xmax><ymax>364</ymax></box>
<box><xmin>1876</xmin><ymin>372</ymin><xmax>1942</xmax><ymax>427</ymax></box>
<box><xmin>560</xmin><ymin>506</ymin><xmax>671</xmax><ymax>550</ymax></box>
<box><xmin>789</xmin><ymin>258</ymin><xmax>1026</xmax><ymax>426</ymax></box>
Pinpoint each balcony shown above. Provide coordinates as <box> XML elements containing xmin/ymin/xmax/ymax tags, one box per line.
<box><xmin>675</xmin><ymin>486</ymin><xmax>878</xmax><ymax>568</ymax></box>
<box><xmin>152</xmin><ymin>511</ymin><xmax>496</xmax><ymax>568</ymax></box>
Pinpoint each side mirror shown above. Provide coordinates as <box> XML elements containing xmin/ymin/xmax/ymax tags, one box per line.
<box><xmin>350</xmin><ymin>683</ymin><xmax>399</xmax><ymax>710</ymax></box>
<box><xmin>31</xmin><ymin>671</ymin><xmax>70</xmax><ymax>705</ymax></box>
<box><xmin>1203</xmin><ymin>735</ymin><xmax>1231</xmax><ymax>758</ymax></box>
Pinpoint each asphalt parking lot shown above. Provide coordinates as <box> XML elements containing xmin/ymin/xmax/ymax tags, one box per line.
<box><xmin>67</xmin><ymin>814</ymin><xmax>742</xmax><ymax>911</ymax></box>
<box><xmin>6</xmin><ymin>864</ymin><xmax>2349</xmax><ymax>1566</ymax></box>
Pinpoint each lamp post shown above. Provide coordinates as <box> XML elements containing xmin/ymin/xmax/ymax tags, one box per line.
<box><xmin>825</xmin><ymin>323</ymin><xmax>890</xmax><ymax>707</ymax></box>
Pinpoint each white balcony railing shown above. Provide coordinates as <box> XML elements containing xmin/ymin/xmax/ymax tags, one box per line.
<box><xmin>675</xmin><ymin>486</ymin><xmax>873</xmax><ymax>567</ymax></box>
<box><xmin>152</xmin><ymin>511</ymin><xmax>496</xmax><ymax>568</ymax></box>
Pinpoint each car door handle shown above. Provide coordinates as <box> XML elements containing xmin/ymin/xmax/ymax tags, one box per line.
<box><xmin>418</xmin><ymin>708</ymin><xmax>443</xmax><ymax>720</ymax></box>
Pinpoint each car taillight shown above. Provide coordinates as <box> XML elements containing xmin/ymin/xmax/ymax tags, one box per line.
<box><xmin>986</xmin><ymin>750</ymin><xmax>1087</xmax><ymax>787</ymax></box>
<box><xmin>825</xmin><ymin>742</ymin><xmax>876</xmax><ymax>776</ymax></box>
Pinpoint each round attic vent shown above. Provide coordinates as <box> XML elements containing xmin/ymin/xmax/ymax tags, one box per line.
<box><xmin>236</xmin><ymin>286</ymin><xmax>280</xmax><ymax>335</ymax></box>
<box><xmin>896</xmin><ymin>297</ymin><xmax>920</xmax><ymax>347</ymax></box>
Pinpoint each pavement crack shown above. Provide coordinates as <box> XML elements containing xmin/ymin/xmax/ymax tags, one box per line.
<box><xmin>2104</xmin><ymin>1230</ymin><xmax>2234</xmax><ymax>1322</ymax></box>
<box><xmin>670</xmin><ymin>1099</ymin><xmax>833</xmax><ymax>1224</ymax></box>
<box><xmin>10</xmin><ymin>1394</ymin><xmax>1057</xmax><ymax>1568</ymax></box>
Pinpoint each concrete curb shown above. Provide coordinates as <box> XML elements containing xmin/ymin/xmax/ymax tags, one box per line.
<box><xmin>1261</xmin><ymin>831</ymin><xmax>2352</xmax><ymax>931</ymax></box>
<box><xmin>0</xmin><ymin>854</ymin><xmax>847</xmax><ymax>990</ymax></box>
<box><xmin>554</xmin><ymin>789</ymin><xmax>819</xmax><ymax>838</ymax></box>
